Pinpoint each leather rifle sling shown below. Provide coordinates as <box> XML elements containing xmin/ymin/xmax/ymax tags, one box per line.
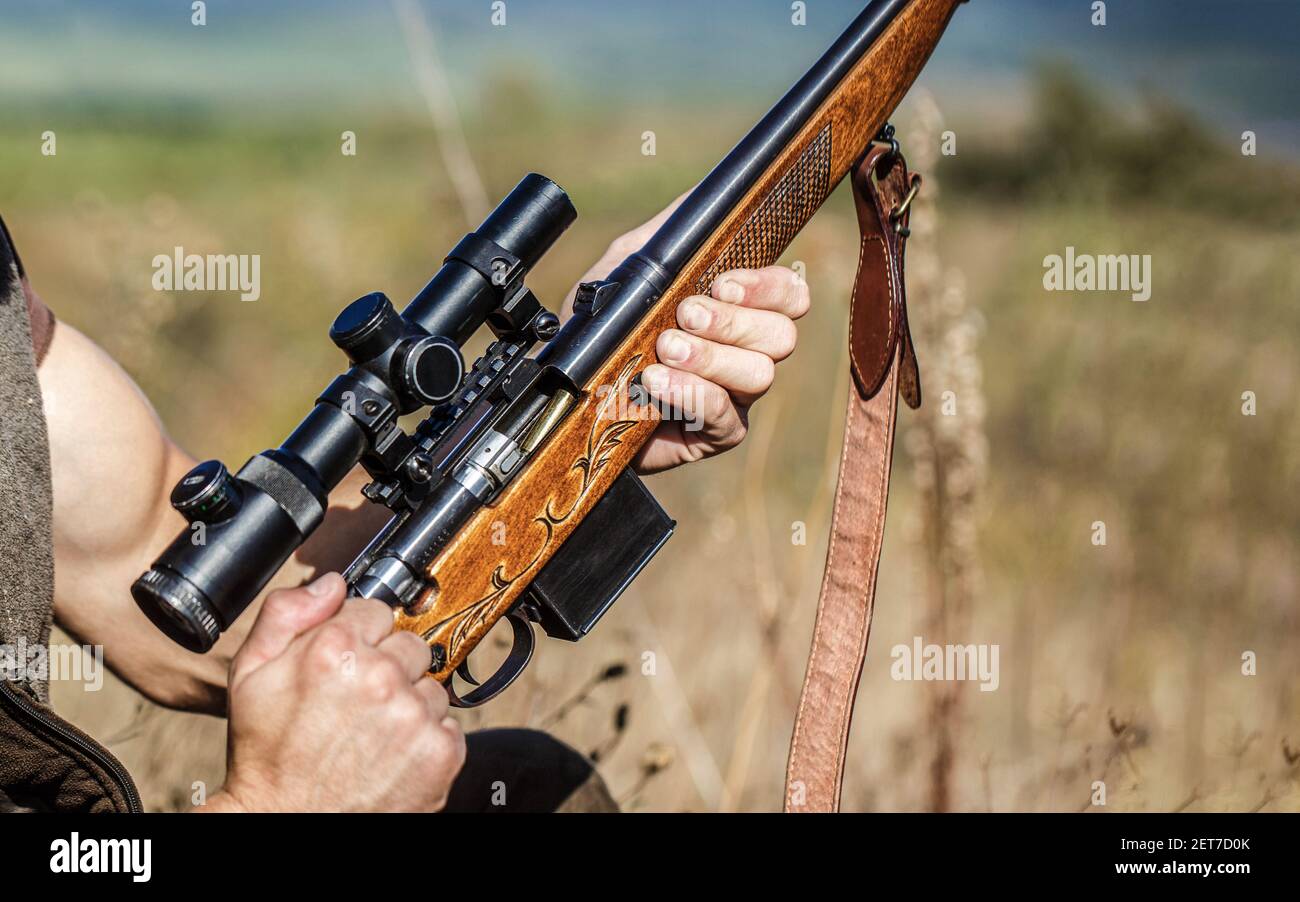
<box><xmin>784</xmin><ymin>142</ymin><xmax>921</xmax><ymax>812</ymax></box>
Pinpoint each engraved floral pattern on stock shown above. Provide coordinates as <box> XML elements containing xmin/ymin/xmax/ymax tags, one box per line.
<box><xmin>425</xmin><ymin>356</ymin><xmax>644</xmax><ymax>651</ymax></box>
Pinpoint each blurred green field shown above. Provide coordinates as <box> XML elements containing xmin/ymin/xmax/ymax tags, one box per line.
<box><xmin>7</xmin><ymin>67</ymin><xmax>1298</xmax><ymax>811</ymax></box>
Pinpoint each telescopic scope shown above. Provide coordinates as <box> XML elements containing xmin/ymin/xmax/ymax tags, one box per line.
<box><xmin>132</xmin><ymin>174</ymin><xmax>575</xmax><ymax>652</ymax></box>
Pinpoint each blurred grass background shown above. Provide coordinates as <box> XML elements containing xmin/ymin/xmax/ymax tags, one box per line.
<box><xmin>3</xmin><ymin>0</ymin><xmax>1297</xmax><ymax>811</ymax></box>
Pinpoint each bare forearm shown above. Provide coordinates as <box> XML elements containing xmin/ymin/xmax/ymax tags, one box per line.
<box><xmin>42</xmin><ymin>324</ymin><xmax>390</xmax><ymax>715</ymax></box>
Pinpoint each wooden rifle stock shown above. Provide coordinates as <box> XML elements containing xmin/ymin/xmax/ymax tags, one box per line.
<box><xmin>396</xmin><ymin>0</ymin><xmax>963</xmax><ymax>683</ymax></box>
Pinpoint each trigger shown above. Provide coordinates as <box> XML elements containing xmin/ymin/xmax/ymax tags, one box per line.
<box><xmin>456</xmin><ymin>659</ymin><xmax>480</xmax><ymax>686</ymax></box>
<box><xmin>446</xmin><ymin>611</ymin><xmax>535</xmax><ymax>708</ymax></box>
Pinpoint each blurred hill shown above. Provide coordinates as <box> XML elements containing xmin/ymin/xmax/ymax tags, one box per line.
<box><xmin>2</xmin><ymin>0</ymin><xmax>1299</xmax><ymax>152</ymax></box>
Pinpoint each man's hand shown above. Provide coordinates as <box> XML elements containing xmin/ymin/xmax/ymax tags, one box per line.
<box><xmin>206</xmin><ymin>573</ymin><xmax>465</xmax><ymax>812</ymax></box>
<box><xmin>567</xmin><ymin>207</ymin><xmax>810</xmax><ymax>475</ymax></box>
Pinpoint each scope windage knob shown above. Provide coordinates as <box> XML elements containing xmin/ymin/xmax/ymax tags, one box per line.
<box><xmin>330</xmin><ymin>292</ymin><xmax>404</xmax><ymax>363</ymax></box>
<box><xmin>171</xmin><ymin>460</ymin><xmax>241</xmax><ymax>524</ymax></box>
<box><xmin>399</xmin><ymin>336</ymin><xmax>465</xmax><ymax>406</ymax></box>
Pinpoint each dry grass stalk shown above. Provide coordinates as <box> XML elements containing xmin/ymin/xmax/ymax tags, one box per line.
<box><xmin>718</xmin><ymin>396</ymin><xmax>791</xmax><ymax>810</ymax></box>
<box><xmin>391</xmin><ymin>0</ymin><xmax>491</xmax><ymax>225</ymax></box>
<box><xmin>899</xmin><ymin>91</ymin><xmax>987</xmax><ymax>811</ymax></box>
<box><xmin>629</xmin><ymin>602</ymin><xmax>726</xmax><ymax>809</ymax></box>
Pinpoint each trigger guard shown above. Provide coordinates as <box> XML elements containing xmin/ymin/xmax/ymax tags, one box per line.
<box><xmin>445</xmin><ymin>611</ymin><xmax>535</xmax><ymax>708</ymax></box>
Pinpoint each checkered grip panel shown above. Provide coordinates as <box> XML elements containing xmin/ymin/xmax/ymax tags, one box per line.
<box><xmin>696</xmin><ymin>123</ymin><xmax>833</xmax><ymax>291</ymax></box>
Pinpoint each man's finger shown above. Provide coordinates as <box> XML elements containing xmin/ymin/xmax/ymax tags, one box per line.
<box><xmin>333</xmin><ymin>596</ymin><xmax>398</xmax><ymax>647</ymax></box>
<box><xmin>655</xmin><ymin>329</ymin><xmax>775</xmax><ymax>407</ymax></box>
<box><xmin>377</xmin><ymin>630</ymin><xmax>435</xmax><ymax>683</ymax></box>
<box><xmin>414</xmin><ymin>676</ymin><xmax>452</xmax><ymax>720</ymax></box>
<box><xmin>231</xmin><ymin>572</ymin><xmax>347</xmax><ymax>687</ymax></box>
<box><xmin>675</xmin><ymin>295</ymin><xmax>799</xmax><ymax>361</ymax></box>
<box><xmin>710</xmin><ymin>266</ymin><xmax>810</xmax><ymax>319</ymax></box>
<box><xmin>640</xmin><ymin>364</ymin><xmax>746</xmax><ymax>452</ymax></box>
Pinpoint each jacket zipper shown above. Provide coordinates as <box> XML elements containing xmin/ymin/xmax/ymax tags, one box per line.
<box><xmin>0</xmin><ymin>679</ymin><xmax>143</xmax><ymax>813</ymax></box>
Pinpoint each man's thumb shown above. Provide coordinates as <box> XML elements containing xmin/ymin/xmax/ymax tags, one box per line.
<box><xmin>230</xmin><ymin>573</ymin><xmax>347</xmax><ymax>686</ymax></box>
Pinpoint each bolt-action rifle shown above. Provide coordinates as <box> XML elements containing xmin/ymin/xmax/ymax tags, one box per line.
<box><xmin>134</xmin><ymin>0</ymin><xmax>963</xmax><ymax>756</ymax></box>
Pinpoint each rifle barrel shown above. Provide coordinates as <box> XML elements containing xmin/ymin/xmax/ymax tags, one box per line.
<box><xmin>539</xmin><ymin>0</ymin><xmax>910</xmax><ymax>385</ymax></box>
<box><xmin>642</xmin><ymin>0</ymin><xmax>908</xmax><ymax>276</ymax></box>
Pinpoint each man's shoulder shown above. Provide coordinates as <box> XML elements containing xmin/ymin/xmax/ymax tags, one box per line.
<box><xmin>0</xmin><ymin>215</ymin><xmax>56</xmax><ymax>364</ymax></box>
<box><xmin>0</xmin><ymin>215</ymin><xmax>21</xmax><ymax>298</ymax></box>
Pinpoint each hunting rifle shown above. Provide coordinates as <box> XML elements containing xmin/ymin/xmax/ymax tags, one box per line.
<box><xmin>134</xmin><ymin>0</ymin><xmax>964</xmax><ymax>809</ymax></box>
